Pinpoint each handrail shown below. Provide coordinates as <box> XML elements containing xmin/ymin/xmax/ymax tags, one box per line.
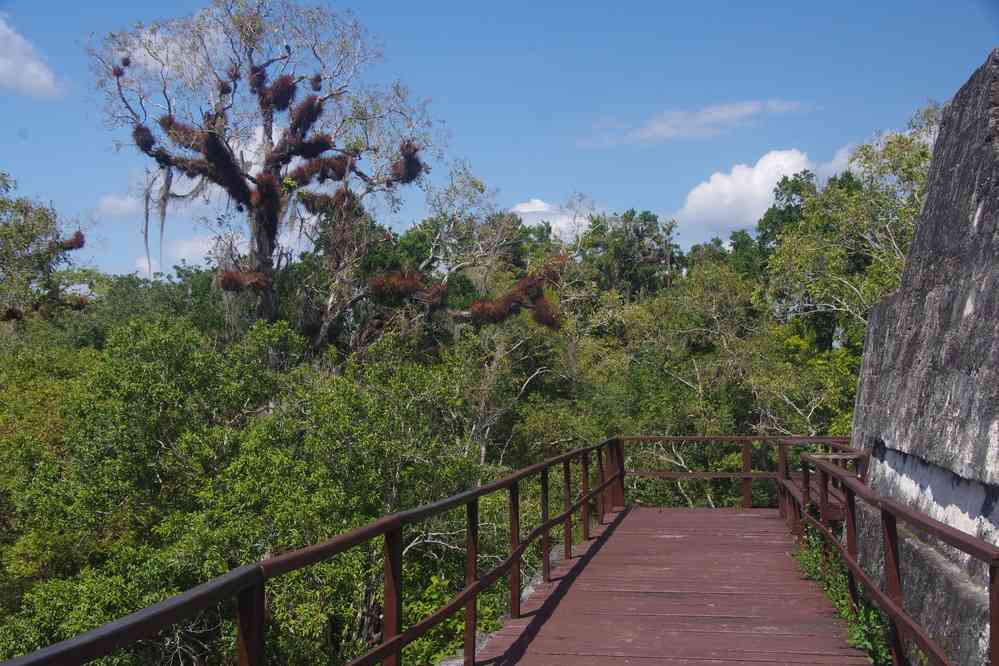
<box><xmin>781</xmin><ymin>451</ymin><xmax>999</xmax><ymax>666</ymax></box>
<box><xmin>2</xmin><ymin>565</ymin><xmax>263</xmax><ymax>666</ymax></box>
<box><xmin>15</xmin><ymin>434</ymin><xmax>972</xmax><ymax>666</ymax></box>
<box><xmin>619</xmin><ymin>434</ymin><xmax>851</xmax><ymax>446</ymax></box>
<box><xmin>805</xmin><ymin>455</ymin><xmax>999</xmax><ymax>562</ymax></box>
<box><xmin>2</xmin><ymin>437</ymin><xmax>626</xmax><ymax>666</ymax></box>
<box><xmin>621</xmin><ymin>435</ymin><xmax>853</xmax><ymax>509</ymax></box>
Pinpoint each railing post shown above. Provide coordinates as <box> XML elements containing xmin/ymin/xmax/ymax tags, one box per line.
<box><xmin>990</xmin><ymin>561</ymin><xmax>999</xmax><ymax>666</ymax></box>
<box><xmin>541</xmin><ymin>466</ymin><xmax>551</xmax><ymax>582</ymax></box>
<box><xmin>881</xmin><ymin>508</ymin><xmax>910</xmax><ymax>666</ymax></box>
<box><xmin>237</xmin><ymin>580</ymin><xmax>266</xmax><ymax>666</ymax></box>
<box><xmin>819</xmin><ymin>469</ymin><xmax>830</xmax><ymax>527</ymax></box>
<box><xmin>613</xmin><ymin>437</ymin><xmax>626</xmax><ymax>509</ymax></box>
<box><xmin>802</xmin><ymin>459</ymin><xmax>811</xmax><ymax>519</ymax></box>
<box><xmin>741</xmin><ymin>442</ymin><xmax>752</xmax><ymax>509</ymax></box>
<box><xmin>792</xmin><ymin>494</ymin><xmax>803</xmax><ymax>536</ymax></box>
<box><xmin>777</xmin><ymin>444</ymin><xmax>789</xmax><ymax>519</ymax></box>
<box><xmin>383</xmin><ymin>527</ymin><xmax>403</xmax><ymax>666</ymax></box>
<box><xmin>581</xmin><ymin>450</ymin><xmax>591</xmax><ymax>541</ymax></box>
<box><xmin>464</xmin><ymin>499</ymin><xmax>478</xmax><ymax>666</ymax></box>
<box><xmin>596</xmin><ymin>446</ymin><xmax>606</xmax><ymax>524</ymax></box>
<box><xmin>563</xmin><ymin>458</ymin><xmax>573</xmax><ymax>560</ymax></box>
<box><xmin>844</xmin><ymin>487</ymin><xmax>861</xmax><ymax>610</ymax></box>
<box><xmin>602</xmin><ymin>444</ymin><xmax>614</xmax><ymax>516</ymax></box>
<box><xmin>508</xmin><ymin>481</ymin><xmax>521</xmax><ymax>619</ymax></box>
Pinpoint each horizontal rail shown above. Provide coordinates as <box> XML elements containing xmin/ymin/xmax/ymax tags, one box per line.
<box><xmin>798</xmin><ymin>508</ymin><xmax>954</xmax><ymax>666</ymax></box>
<box><xmin>347</xmin><ymin>471</ymin><xmax>621</xmax><ymax>666</ymax></box>
<box><xmin>784</xmin><ymin>451</ymin><xmax>999</xmax><ymax>666</ymax></box>
<box><xmin>802</xmin><ymin>456</ymin><xmax>879</xmax><ymax>504</ymax></box>
<box><xmin>3</xmin><ymin>565</ymin><xmax>263</xmax><ymax>666</ymax></box>
<box><xmin>619</xmin><ymin>435</ymin><xmax>851</xmax><ymax>446</ymax></box>
<box><xmin>622</xmin><ymin>435</ymin><xmax>847</xmax><ymax>510</ymax></box>
<box><xmin>261</xmin><ymin>439</ymin><xmax>609</xmax><ymax>579</ymax></box>
<box><xmin>803</xmin><ymin>455</ymin><xmax>999</xmax><ymax>562</ymax></box>
<box><xmin>2</xmin><ymin>435</ymin><xmax>870</xmax><ymax>666</ymax></box>
<box><xmin>3</xmin><ymin>437</ymin><xmax>621</xmax><ymax>666</ymax></box>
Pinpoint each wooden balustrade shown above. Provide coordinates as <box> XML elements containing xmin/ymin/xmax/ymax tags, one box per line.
<box><xmin>8</xmin><ymin>435</ymin><xmax>999</xmax><ymax>666</ymax></box>
<box><xmin>4</xmin><ymin>438</ymin><xmax>622</xmax><ymax>666</ymax></box>
<box><xmin>787</xmin><ymin>452</ymin><xmax>999</xmax><ymax>666</ymax></box>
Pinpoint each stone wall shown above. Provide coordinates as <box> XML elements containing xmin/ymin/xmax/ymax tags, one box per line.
<box><xmin>851</xmin><ymin>49</ymin><xmax>999</xmax><ymax>664</ymax></box>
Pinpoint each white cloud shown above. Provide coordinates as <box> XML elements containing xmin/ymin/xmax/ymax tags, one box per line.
<box><xmin>678</xmin><ymin>149</ymin><xmax>811</xmax><ymax>235</ymax></box>
<box><xmin>96</xmin><ymin>194</ymin><xmax>143</xmax><ymax>217</ymax></box>
<box><xmin>0</xmin><ymin>16</ymin><xmax>59</xmax><ymax>98</ymax></box>
<box><xmin>675</xmin><ymin>145</ymin><xmax>853</xmax><ymax>243</ymax></box>
<box><xmin>511</xmin><ymin>198</ymin><xmax>555</xmax><ymax>215</ymax></box>
<box><xmin>510</xmin><ymin>195</ymin><xmax>597</xmax><ymax>240</ymax></box>
<box><xmin>590</xmin><ymin>99</ymin><xmax>803</xmax><ymax>146</ymax></box>
<box><xmin>815</xmin><ymin>144</ymin><xmax>854</xmax><ymax>180</ymax></box>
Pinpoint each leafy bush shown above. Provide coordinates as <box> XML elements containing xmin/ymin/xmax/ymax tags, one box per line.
<box><xmin>795</xmin><ymin>526</ymin><xmax>891</xmax><ymax>665</ymax></box>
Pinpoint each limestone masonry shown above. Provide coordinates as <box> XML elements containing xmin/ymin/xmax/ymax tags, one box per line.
<box><xmin>853</xmin><ymin>48</ymin><xmax>999</xmax><ymax>664</ymax></box>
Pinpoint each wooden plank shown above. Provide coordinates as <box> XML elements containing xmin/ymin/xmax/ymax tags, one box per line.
<box><xmin>473</xmin><ymin>508</ymin><xmax>868</xmax><ymax>665</ymax></box>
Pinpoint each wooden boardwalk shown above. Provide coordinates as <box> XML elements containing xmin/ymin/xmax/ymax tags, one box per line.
<box><xmin>474</xmin><ymin>507</ymin><xmax>870</xmax><ymax>665</ymax></box>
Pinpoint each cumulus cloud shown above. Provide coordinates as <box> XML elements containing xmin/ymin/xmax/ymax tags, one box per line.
<box><xmin>0</xmin><ymin>16</ymin><xmax>59</xmax><ymax>98</ymax></box>
<box><xmin>510</xmin><ymin>195</ymin><xmax>596</xmax><ymax>240</ymax></box>
<box><xmin>815</xmin><ymin>144</ymin><xmax>854</xmax><ymax>180</ymax></box>
<box><xmin>96</xmin><ymin>194</ymin><xmax>143</xmax><ymax>217</ymax></box>
<box><xmin>588</xmin><ymin>99</ymin><xmax>803</xmax><ymax>146</ymax></box>
<box><xmin>675</xmin><ymin>145</ymin><xmax>853</xmax><ymax>243</ymax></box>
<box><xmin>511</xmin><ymin>198</ymin><xmax>555</xmax><ymax>215</ymax></box>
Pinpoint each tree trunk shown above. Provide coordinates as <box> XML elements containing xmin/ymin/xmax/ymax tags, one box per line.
<box><xmin>250</xmin><ymin>210</ymin><xmax>278</xmax><ymax>321</ymax></box>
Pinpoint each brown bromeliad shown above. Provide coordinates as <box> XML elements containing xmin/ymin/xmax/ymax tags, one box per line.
<box><xmin>99</xmin><ymin>4</ymin><xmax>432</xmax><ymax>322</ymax></box>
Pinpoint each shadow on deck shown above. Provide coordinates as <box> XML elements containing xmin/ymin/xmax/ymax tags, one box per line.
<box><xmin>475</xmin><ymin>507</ymin><xmax>869</xmax><ymax>666</ymax></box>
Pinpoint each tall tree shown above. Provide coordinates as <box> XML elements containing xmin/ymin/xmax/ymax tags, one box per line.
<box><xmin>577</xmin><ymin>209</ymin><xmax>678</xmax><ymax>296</ymax></box>
<box><xmin>756</xmin><ymin>171</ymin><xmax>817</xmax><ymax>258</ymax></box>
<box><xmin>767</xmin><ymin>105</ymin><xmax>939</xmax><ymax>332</ymax></box>
<box><xmin>90</xmin><ymin>0</ymin><xmax>434</xmax><ymax>320</ymax></box>
<box><xmin>0</xmin><ymin>172</ymin><xmax>85</xmax><ymax>320</ymax></box>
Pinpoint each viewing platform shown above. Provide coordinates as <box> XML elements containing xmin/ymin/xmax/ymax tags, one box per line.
<box><xmin>476</xmin><ymin>507</ymin><xmax>868</xmax><ymax>665</ymax></box>
<box><xmin>5</xmin><ymin>436</ymin><xmax>997</xmax><ymax>666</ymax></box>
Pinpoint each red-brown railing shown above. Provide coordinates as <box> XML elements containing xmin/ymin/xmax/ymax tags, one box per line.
<box><xmin>9</xmin><ymin>434</ymin><xmax>995</xmax><ymax>666</ymax></box>
<box><xmin>2</xmin><ymin>438</ymin><xmax>627</xmax><ymax>666</ymax></box>
<box><xmin>621</xmin><ymin>435</ymin><xmax>853</xmax><ymax>508</ymax></box>
<box><xmin>779</xmin><ymin>450</ymin><xmax>999</xmax><ymax>666</ymax></box>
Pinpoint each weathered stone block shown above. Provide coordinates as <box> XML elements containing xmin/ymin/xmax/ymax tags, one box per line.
<box><xmin>852</xmin><ymin>48</ymin><xmax>999</xmax><ymax>665</ymax></box>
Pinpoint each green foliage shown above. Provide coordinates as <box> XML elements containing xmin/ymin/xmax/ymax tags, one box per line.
<box><xmin>795</xmin><ymin>526</ymin><xmax>892</xmax><ymax>666</ymax></box>
<box><xmin>0</xmin><ymin>102</ymin><xmax>936</xmax><ymax>663</ymax></box>
<box><xmin>767</xmin><ymin>105</ymin><xmax>937</xmax><ymax>333</ymax></box>
<box><xmin>757</xmin><ymin>170</ymin><xmax>817</xmax><ymax>257</ymax></box>
<box><xmin>577</xmin><ymin>209</ymin><xmax>678</xmax><ymax>296</ymax></box>
<box><xmin>402</xmin><ymin>575</ymin><xmax>500</xmax><ymax>664</ymax></box>
<box><xmin>0</xmin><ymin>172</ymin><xmax>78</xmax><ymax>315</ymax></box>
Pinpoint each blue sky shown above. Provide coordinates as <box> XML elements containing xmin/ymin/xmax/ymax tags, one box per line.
<box><xmin>1</xmin><ymin>0</ymin><xmax>997</xmax><ymax>275</ymax></box>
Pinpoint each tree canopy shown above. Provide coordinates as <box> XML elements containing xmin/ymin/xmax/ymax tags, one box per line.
<box><xmin>3</xmin><ymin>20</ymin><xmax>941</xmax><ymax>657</ymax></box>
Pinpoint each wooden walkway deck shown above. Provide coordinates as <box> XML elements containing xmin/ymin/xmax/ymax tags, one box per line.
<box><xmin>474</xmin><ymin>507</ymin><xmax>870</xmax><ymax>665</ymax></box>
